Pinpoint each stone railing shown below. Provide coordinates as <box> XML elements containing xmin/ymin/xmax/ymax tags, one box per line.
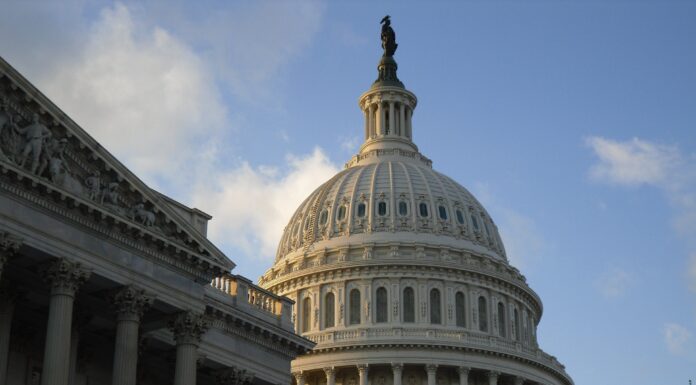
<box><xmin>210</xmin><ymin>273</ymin><xmax>293</xmax><ymax>330</ymax></box>
<box><xmin>303</xmin><ymin>327</ymin><xmax>568</xmax><ymax>376</ymax></box>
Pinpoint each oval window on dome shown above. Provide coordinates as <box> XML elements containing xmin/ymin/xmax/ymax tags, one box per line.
<box><xmin>337</xmin><ymin>205</ymin><xmax>346</xmax><ymax>221</ymax></box>
<box><xmin>456</xmin><ymin>209</ymin><xmax>465</xmax><ymax>224</ymax></box>
<box><xmin>357</xmin><ymin>202</ymin><xmax>366</xmax><ymax>218</ymax></box>
<box><xmin>398</xmin><ymin>201</ymin><xmax>408</xmax><ymax>216</ymax></box>
<box><xmin>438</xmin><ymin>205</ymin><xmax>448</xmax><ymax>220</ymax></box>
<box><xmin>377</xmin><ymin>201</ymin><xmax>387</xmax><ymax>216</ymax></box>
<box><xmin>319</xmin><ymin>209</ymin><xmax>328</xmax><ymax>226</ymax></box>
<box><xmin>419</xmin><ymin>202</ymin><xmax>429</xmax><ymax>217</ymax></box>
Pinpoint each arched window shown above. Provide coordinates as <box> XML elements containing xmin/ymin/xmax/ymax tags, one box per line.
<box><xmin>438</xmin><ymin>205</ymin><xmax>448</xmax><ymax>220</ymax></box>
<box><xmin>349</xmin><ymin>289</ymin><xmax>361</xmax><ymax>325</ymax></box>
<box><xmin>456</xmin><ymin>209</ymin><xmax>465</xmax><ymax>224</ymax></box>
<box><xmin>319</xmin><ymin>209</ymin><xmax>328</xmax><ymax>226</ymax></box>
<box><xmin>398</xmin><ymin>201</ymin><xmax>408</xmax><ymax>216</ymax></box>
<box><xmin>325</xmin><ymin>292</ymin><xmax>335</xmax><ymax>328</ymax></box>
<box><xmin>430</xmin><ymin>288</ymin><xmax>441</xmax><ymax>324</ymax></box>
<box><xmin>471</xmin><ymin>214</ymin><xmax>479</xmax><ymax>230</ymax></box>
<box><xmin>478</xmin><ymin>296</ymin><xmax>488</xmax><ymax>332</ymax></box>
<box><xmin>514</xmin><ymin>308</ymin><xmax>520</xmax><ymax>341</ymax></box>
<box><xmin>376</xmin><ymin>287</ymin><xmax>388</xmax><ymax>323</ymax></box>
<box><xmin>302</xmin><ymin>297</ymin><xmax>312</xmax><ymax>333</ymax></box>
<box><xmin>377</xmin><ymin>201</ymin><xmax>387</xmax><ymax>216</ymax></box>
<box><xmin>419</xmin><ymin>202</ymin><xmax>429</xmax><ymax>217</ymax></box>
<box><xmin>498</xmin><ymin>302</ymin><xmax>506</xmax><ymax>338</ymax></box>
<box><xmin>403</xmin><ymin>287</ymin><xmax>415</xmax><ymax>323</ymax></box>
<box><xmin>357</xmin><ymin>202</ymin><xmax>366</xmax><ymax>218</ymax></box>
<box><xmin>337</xmin><ymin>205</ymin><xmax>346</xmax><ymax>221</ymax></box>
<box><xmin>455</xmin><ymin>292</ymin><xmax>466</xmax><ymax>327</ymax></box>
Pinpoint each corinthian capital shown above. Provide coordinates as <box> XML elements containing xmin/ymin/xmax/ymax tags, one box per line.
<box><xmin>169</xmin><ymin>311</ymin><xmax>208</xmax><ymax>345</ymax></box>
<box><xmin>113</xmin><ymin>285</ymin><xmax>154</xmax><ymax>321</ymax></box>
<box><xmin>0</xmin><ymin>231</ymin><xmax>22</xmax><ymax>275</ymax></box>
<box><xmin>42</xmin><ymin>258</ymin><xmax>91</xmax><ymax>296</ymax></box>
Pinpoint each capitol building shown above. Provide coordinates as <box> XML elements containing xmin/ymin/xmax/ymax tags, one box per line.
<box><xmin>258</xmin><ymin>18</ymin><xmax>573</xmax><ymax>385</ymax></box>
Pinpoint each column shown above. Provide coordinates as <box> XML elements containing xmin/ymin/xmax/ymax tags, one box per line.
<box><xmin>426</xmin><ymin>364</ymin><xmax>437</xmax><ymax>385</ymax></box>
<box><xmin>513</xmin><ymin>376</ymin><xmax>525</xmax><ymax>385</ymax></box>
<box><xmin>458</xmin><ymin>367</ymin><xmax>470</xmax><ymax>385</ymax></box>
<box><xmin>40</xmin><ymin>258</ymin><xmax>91</xmax><ymax>385</ymax></box>
<box><xmin>388</xmin><ymin>101</ymin><xmax>395</xmax><ymax>135</ymax></box>
<box><xmin>487</xmin><ymin>371</ymin><xmax>500</xmax><ymax>385</ymax></box>
<box><xmin>357</xmin><ymin>364</ymin><xmax>368</xmax><ymax>385</ymax></box>
<box><xmin>399</xmin><ymin>103</ymin><xmax>405</xmax><ymax>137</ymax></box>
<box><xmin>112</xmin><ymin>286</ymin><xmax>154</xmax><ymax>385</ymax></box>
<box><xmin>391</xmin><ymin>363</ymin><xmax>403</xmax><ymax>385</ymax></box>
<box><xmin>405</xmin><ymin>108</ymin><xmax>412</xmax><ymax>139</ymax></box>
<box><xmin>0</xmin><ymin>231</ymin><xmax>22</xmax><ymax>283</ymax></box>
<box><xmin>67</xmin><ymin>310</ymin><xmax>92</xmax><ymax>385</ymax></box>
<box><xmin>364</xmin><ymin>108</ymin><xmax>370</xmax><ymax>140</ymax></box>
<box><xmin>369</xmin><ymin>104</ymin><xmax>377</xmax><ymax>139</ymax></box>
<box><xmin>293</xmin><ymin>371</ymin><xmax>305</xmax><ymax>385</ymax></box>
<box><xmin>0</xmin><ymin>286</ymin><xmax>18</xmax><ymax>384</ymax></box>
<box><xmin>376</xmin><ymin>103</ymin><xmax>383</xmax><ymax>136</ymax></box>
<box><xmin>170</xmin><ymin>311</ymin><xmax>208</xmax><ymax>385</ymax></box>
<box><xmin>324</xmin><ymin>367</ymin><xmax>336</xmax><ymax>385</ymax></box>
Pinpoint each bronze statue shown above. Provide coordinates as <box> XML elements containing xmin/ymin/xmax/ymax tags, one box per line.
<box><xmin>380</xmin><ymin>15</ymin><xmax>397</xmax><ymax>57</ymax></box>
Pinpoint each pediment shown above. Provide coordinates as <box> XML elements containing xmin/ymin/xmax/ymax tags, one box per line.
<box><xmin>0</xmin><ymin>56</ymin><xmax>233</xmax><ymax>278</ymax></box>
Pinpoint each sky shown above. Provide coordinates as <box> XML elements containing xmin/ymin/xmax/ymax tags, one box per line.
<box><xmin>1</xmin><ymin>1</ymin><xmax>695</xmax><ymax>384</ymax></box>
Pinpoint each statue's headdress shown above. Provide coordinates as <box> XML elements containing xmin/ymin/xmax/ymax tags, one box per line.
<box><xmin>380</xmin><ymin>15</ymin><xmax>390</xmax><ymax>25</ymax></box>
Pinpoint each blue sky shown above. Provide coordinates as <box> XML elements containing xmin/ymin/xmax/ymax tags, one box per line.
<box><xmin>1</xmin><ymin>1</ymin><xmax>695</xmax><ymax>384</ymax></box>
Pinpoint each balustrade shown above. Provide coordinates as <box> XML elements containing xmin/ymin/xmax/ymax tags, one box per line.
<box><xmin>211</xmin><ymin>274</ymin><xmax>293</xmax><ymax>327</ymax></box>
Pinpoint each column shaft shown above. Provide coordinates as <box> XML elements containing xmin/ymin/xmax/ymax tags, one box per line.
<box><xmin>392</xmin><ymin>364</ymin><xmax>403</xmax><ymax>385</ymax></box>
<box><xmin>405</xmin><ymin>108</ymin><xmax>412</xmax><ymax>139</ymax></box>
<box><xmin>458</xmin><ymin>367</ymin><xmax>470</xmax><ymax>385</ymax></box>
<box><xmin>388</xmin><ymin>102</ymin><xmax>395</xmax><ymax>135</ymax></box>
<box><xmin>174</xmin><ymin>342</ymin><xmax>199</xmax><ymax>385</ymax></box>
<box><xmin>0</xmin><ymin>296</ymin><xmax>14</xmax><ymax>384</ymax></box>
<box><xmin>41</xmin><ymin>291</ymin><xmax>75</xmax><ymax>385</ymax></box>
<box><xmin>112</xmin><ymin>318</ymin><xmax>140</xmax><ymax>385</ymax></box>
<box><xmin>294</xmin><ymin>372</ymin><xmax>305</xmax><ymax>385</ymax></box>
<box><xmin>426</xmin><ymin>365</ymin><xmax>437</xmax><ymax>385</ymax></box>
<box><xmin>364</xmin><ymin>109</ymin><xmax>369</xmax><ymax>140</ymax></box>
<box><xmin>399</xmin><ymin>103</ymin><xmax>405</xmax><ymax>137</ymax></box>
<box><xmin>324</xmin><ymin>368</ymin><xmax>336</xmax><ymax>385</ymax></box>
<box><xmin>358</xmin><ymin>365</ymin><xmax>368</xmax><ymax>385</ymax></box>
<box><xmin>376</xmin><ymin>103</ymin><xmax>383</xmax><ymax>136</ymax></box>
<box><xmin>488</xmin><ymin>371</ymin><xmax>499</xmax><ymax>385</ymax></box>
<box><xmin>67</xmin><ymin>330</ymin><xmax>79</xmax><ymax>385</ymax></box>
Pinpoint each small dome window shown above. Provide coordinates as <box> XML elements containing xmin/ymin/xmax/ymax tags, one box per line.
<box><xmin>419</xmin><ymin>202</ymin><xmax>429</xmax><ymax>217</ymax></box>
<box><xmin>377</xmin><ymin>201</ymin><xmax>387</xmax><ymax>216</ymax></box>
<box><xmin>319</xmin><ymin>209</ymin><xmax>328</xmax><ymax>225</ymax></box>
<box><xmin>456</xmin><ymin>209</ymin><xmax>465</xmax><ymax>224</ymax></box>
<box><xmin>438</xmin><ymin>205</ymin><xmax>448</xmax><ymax>220</ymax></box>
<box><xmin>398</xmin><ymin>201</ymin><xmax>408</xmax><ymax>216</ymax></box>
<box><xmin>337</xmin><ymin>205</ymin><xmax>347</xmax><ymax>221</ymax></box>
<box><xmin>471</xmin><ymin>214</ymin><xmax>479</xmax><ymax>230</ymax></box>
<box><xmin>356</xmin><ymin>202</ymin><xmax>366</xmax><ymax>218</ymax></box>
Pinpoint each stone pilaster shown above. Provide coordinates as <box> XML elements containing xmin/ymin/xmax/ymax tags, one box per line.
<box><xmin>391</xmin><ymin>363</ymin><xmax>403</xmax><ymax>385</ymax></box>
<box><xmin>0</xmin><ymin>286</ymin><xmax>20</xmax><ymax>385</ymax></box>
<box><xmin>324</xmin><ymin>367</ymin><xmax>336</xmax><ymax>385</ymax></box>
<box><xmin>170</xmin><ymin>311</ymin><xmax>208</xmax><ymax>385</ymax></box>
<box><xmin>0</xmin><ymin>232</ymin><xmax>22</xmax><ymax>283</ymax></box>
<box><xmin>487</xmin><ymin>371</ymin><xmax>500</xmax><ymax>385</ymax></box>
<box><xmin>357</xmin><ymin>364</ymin><xmax>369</xmax><ymax>385</ymax></box>
<box><xmin>293</xmin><ymin>371</ymin><xmax>305</xmax><ymax>385</ymax></box>
<box><xmin>40</xmin><ymin>258</ymin><xmax>91</xmax><ymax>385</ymax></box>
<box><xmin>513</xmin><ymin>376</ymin><xmax>525</xmax><ymax>385</ymax></box>
<box><xmin>458</xmin><ymin>367</ymin><xmax>470</xmax><ymax>385</ymax></box>
<box><xmin>112</xmin><ymin>286</ymin><xmax>153</xmax><ymax>385</ymax></box>
<box><xmin>215</xmin><ymin>367</ymin><xmax>254</xmax><ymax>385</ymax></box>
<box><xmin>426</xmin><ymin>364</ymin><xmax>437</xmax><ymax>385</ymax></box>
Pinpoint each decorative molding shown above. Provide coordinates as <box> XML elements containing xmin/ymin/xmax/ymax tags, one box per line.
<box><xmin>112</xmin><ymin>285</ymin><xmax>154</xmax><ymax>321</ymax></box>
<box><xmin>169</xmin><ymin>311</ymin><xmax>208</xmax><ymax>346</ymax></box>
<box><xmin>42</xmin><ymin>258</ymin><xmax>91</xmax><ymax>295</ymax></box>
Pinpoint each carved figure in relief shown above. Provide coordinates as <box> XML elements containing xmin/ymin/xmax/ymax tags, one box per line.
<box><xmin>16</xmin><ymin>113</ymin><xmax>52</xmax><ymax>174</ymax></box>
<box><xmin>101</xmin><ymin>182</ymin><xmax>120</xmax><ymax>206</ymax></box>
<box><xmin>130</xmin><ymin>202</ymin><xmax>155</xmax><ymax>227</ymax></box>
<box><xmin>0</xmin><ymin>98</ymin><xmax>18</xmax><ymax>162</ymax></box>
<box><xmin>85</xmin><ymin>171</ymin><xmax>102</xmax><ymax>201</ymax></box>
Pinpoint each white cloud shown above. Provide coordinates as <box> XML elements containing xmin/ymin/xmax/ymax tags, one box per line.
<box><xmin>586</xmin><ymin>137</ymin><xmax>678</xmax><ymax>186</ymax></box>
<box><xmin>587</xmin><ymin>136</ymin><xmax>696</xmax><ymax>291</ymax></box>
<box><xmin>192</xmin><ymin>148</ymin><xmax>340</xmax><ymax>261</ymax></box>
<box><xmin>594</xmin><ymin>268</ymin><xmax>635</xmax><ymax>299</ymax></box>
<box><xmin>663</xmin><ymin>323</ymin><xmax>693</xmax><ymax>356</ymax></box>
<box><xmin>33</xmin><ymin>3</ymin><xmax>226</xmax><ymax>187</ymax></box>
<box><xmin>339</xmin><ymin>135</ymin><xmax>361</xmax><ymax>154</ymax></box>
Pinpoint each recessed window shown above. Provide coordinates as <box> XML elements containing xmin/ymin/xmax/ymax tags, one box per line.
<box><xmin>349</xmin><ymin>289</ymin><xmax>361</xmax><ymax>325</ymax></box>
<box><xmin>398</xmin><ymin>201</ymin><xmax>408</xmax><ymax>216</ymax></box>
<box><xmin>403</xmin><ymin>287</ymin><xmax>415</xmax><ymax>323</ymax></box>
<box><xmin>438</xmin><ymin>205</ymin><xmax>448</xmax><ymax>220</ymax></box>
<box><xmin>377</xmin><ymin>201</ymin><xmax>387</xmax><ymax>216</ymax></box>
<box><xmin>357</xmin><ymin>202</ymin><xmax>366</xmax><ymax>217</ymax></box>
<box><xmin>456</xmin><ymin>209</ymin><xmax>465</xmax><ymax>224</ymax></box>
<box><xmin>325</xmin><ymin>292</ymin><xmax>335</xmax><ymax>328</ymax></box>
<box><xmin>419</xmin><ymin>202</ymin><xmax>428</xmax><ymax>217</ymax></box>
<box><xmin>455</xmin><ymin>292</ymin><xmax>466</xmax><ymax>327</ymax></box>
<box><xmin>302</xmin><ymin>297</ymin><xmax>312</xmax><ymax>333</ymax></box>
<box><xmin>471</xmin><ymin>214</ymin><xmax>479</xmax><ymax>230</ymax></box>
<box><xmin>498</xmin><ymin>302</ymin><xmax>506</xmax><ymax>338</ymax></box>
<box><xmin>430</xmin><ymin>288</ymin><xmax>441</xmax><ymax>324</ymax></box>
<box><xmin>376</xmin><ymin>287</ymin><xmax>388</xmax><ymax>323</ymax></box>
<box><xmin>337</xmin><ymin>205</ymin><xmax>346</xmax><ymax>221</ymax></box>
<box><xmin>478</xmin><ymin>296</ymin><xmax>488</xmax><ymax>332</ymax></box>
<box><xmin>319</xmin><ymin>210</ymin><xmax>328</xmax><ymax>226</ymax></box>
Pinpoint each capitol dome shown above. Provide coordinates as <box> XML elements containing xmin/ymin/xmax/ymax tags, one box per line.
<box><xmin>260</xmin><ymin>18</ymin><xmax>572</xmax><ymax>385</ymax></box>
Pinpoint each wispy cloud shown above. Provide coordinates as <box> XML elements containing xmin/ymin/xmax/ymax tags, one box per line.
<box><xmin>594</xmin><ymin>267</ymin><xmax>635</xmax><ymax>299</ymax></box>
<box><xmin>663</xmin><ymin>323</ymin><xmax>693</xmax><ymax>356</ymax></box>
<box><xmin>587</xmin><ymin>136</ymin><xmax>696</xmax><ymax>291</ymax></box>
